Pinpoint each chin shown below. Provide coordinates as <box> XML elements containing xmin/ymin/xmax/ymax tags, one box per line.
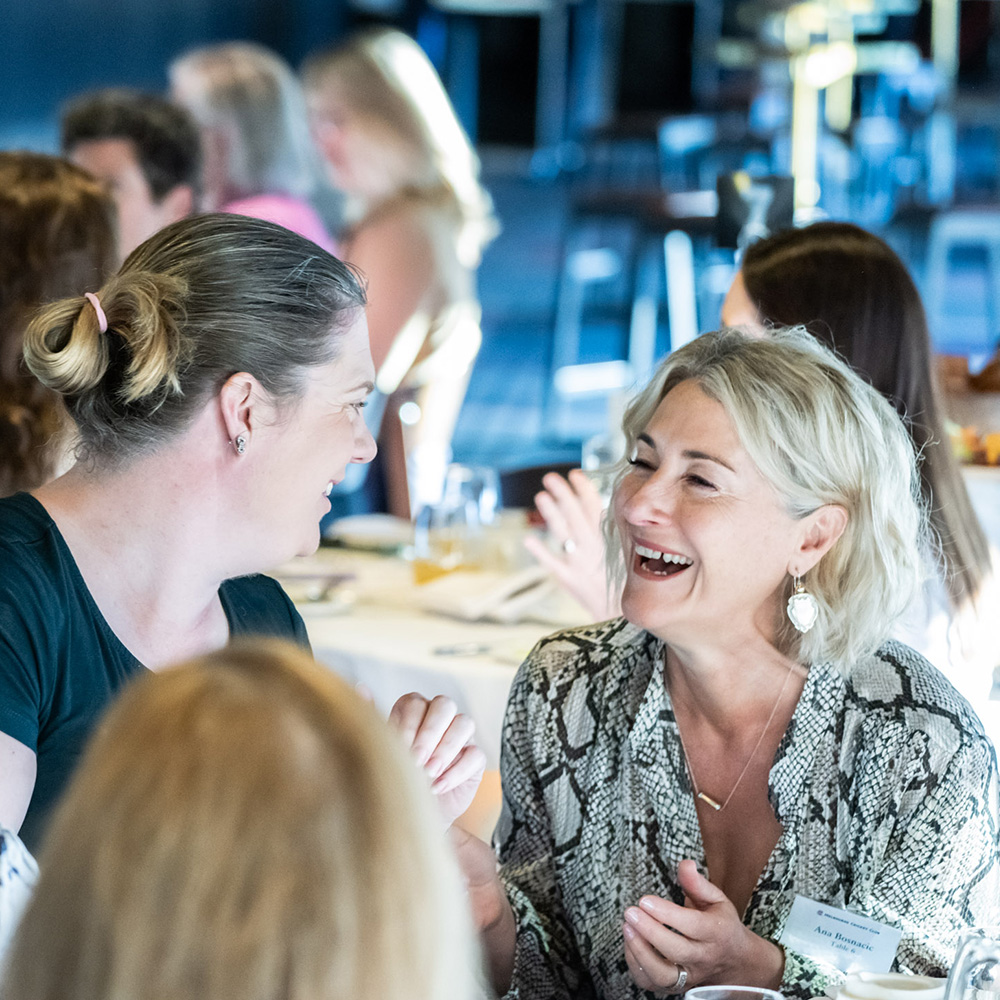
<box><xmin>621</xmin><ymin>589</ymin><xmax>678</xmax><ymax>638</ymax></box>
<box><xmin>296</xmin><ymin>527</ymin><xmax>322</xmax><ymax>559</ymax></box>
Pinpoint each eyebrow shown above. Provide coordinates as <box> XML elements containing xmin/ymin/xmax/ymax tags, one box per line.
<box><xmin>636</xmin><ymin>434</ymin><xmax>736</xmax><ymax>473</ymax></box>
<box><xmin>344</xmin><ymin>380</ymin><xmax>376</xmax><ymax>395</ymax></box>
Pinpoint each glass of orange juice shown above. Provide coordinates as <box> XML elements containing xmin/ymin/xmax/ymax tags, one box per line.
<box><xmin>412</xmin><ymin>464</ymin><xmax>497</xmax><ymax>584</ymax></box>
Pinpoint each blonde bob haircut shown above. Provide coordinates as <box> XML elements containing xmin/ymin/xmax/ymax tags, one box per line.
<box><xmin>612</xmin><ymin>326</ymin><xmax>927</xmax><ymax>673</ymax></box>
<box><xmin>3</xmin><ymin>640</ymin><xmax>479</xmax><ymax>1000</ymax></box>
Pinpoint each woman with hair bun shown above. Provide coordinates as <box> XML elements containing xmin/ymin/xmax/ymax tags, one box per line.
<box><xmin>0</xmin><ymin>151</ymin><xmax>117</xmax><ymax>498</ymax></box>
<box><xmin>458</xmin><ymin>328</ymin><xmax>1000</xmax><ymax>1000</ymax></box>
<box><xmin>0</xmin><ymin>213</ymin><xmax>484</xmax><ymax>855</ymax></box>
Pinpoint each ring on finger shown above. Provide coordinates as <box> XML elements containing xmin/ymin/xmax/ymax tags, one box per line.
<box><xmin>562</xmin><ymin>538</ymin><xmax>577</xmax><ymax>555</ymax></box>
<box><xmin>670</xmin><ymin>964</ymin><xmax>688</xmax><ymax>994</ymax></box>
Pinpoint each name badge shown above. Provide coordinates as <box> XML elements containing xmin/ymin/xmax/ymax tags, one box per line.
<box><xmin>779</xmin><ymin>895</ymin><xmax>902</xmax><ymax>974</ymax></box>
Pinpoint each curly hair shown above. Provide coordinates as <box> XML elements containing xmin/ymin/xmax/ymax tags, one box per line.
<box><xmin>0</xmin><ymin>151</ymin><xmax>117</xmax><ymax>495</ymax></box>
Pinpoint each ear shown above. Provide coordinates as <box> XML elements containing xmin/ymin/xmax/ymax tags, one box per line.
<box><xmin>789</xmin><ymin>504</ymin><xmax>848</xmax><ymax>576</ymax></box>
<box><xmin>217</xmin><ymin>372</ymin><xmax>260</xmax><ymax>450</ymax></box>
<box><xmin>159</xmin><ymin>183</ymin><xmax>195</xmax><ymax>223</ymax></box>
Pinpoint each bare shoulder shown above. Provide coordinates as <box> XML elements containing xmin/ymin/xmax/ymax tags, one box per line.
<box><xmin>346</xmin><ymin>198</ymin><xmax>437</xmax><ymax>258</ymax></box>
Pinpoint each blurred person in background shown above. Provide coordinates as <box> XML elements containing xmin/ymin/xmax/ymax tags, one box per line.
<box><xmin>531</xmin><ymin>223</ymin><xmax>998</xmax><ymax>718</ymax></box>
<box><xmin>170</xmin><ymin>41</ymin><xmax>341</xmax><ymax>252</ymax></box>
<box><xmin>0</xmin><ymin>152</ymin><xmax>116</xmax><ymax>498</ymax></box>
<box><xmin>302</xmin><ymin>27</ymin><xmax>498</xmax><ymax>518</ymax></box>
<box><xmin>61</xmin><ymin>88</ymin><xmax>201</xmax><ymax>259</ymax></box>
<box><xmin>0</xmin><ymin>214</ymin><xmax>483</xmax><ymax>854</ymax></box>
<box><xmin>2</xmin><ymin>640</ymin><xmax>480</xmax><ymax>1000</ymax></box>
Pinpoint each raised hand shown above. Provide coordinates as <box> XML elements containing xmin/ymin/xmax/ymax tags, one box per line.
<box><xmin>388</xmin><ymin>693</ymin><xmax>486</xmax><ymax>828</ymax></box>
<box><xmin>522</xmin><ymin>469</ymin><xmax>620</xmax><ymax>621</ymax></box>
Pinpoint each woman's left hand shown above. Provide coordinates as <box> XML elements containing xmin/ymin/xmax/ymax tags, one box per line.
<box><xmin>388</xmin><ymin>693</ymin><xmax>486</xmax><ymax>828</ymax></box>
<box><xmin>622</xmin><ymin>860</ymin><xmax>785</xmax><ymax>994</ymax></box>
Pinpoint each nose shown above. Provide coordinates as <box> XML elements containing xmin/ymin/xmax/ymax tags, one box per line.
<box><xmin>619</xmin><ymin>472</ymin><xmax>673</xmax><ymax>527</ymax></box>
<box><xmin>309</xmin><ymin>118</ymin><xmax>340</xmax><ymax>164</ymax></box>
<box><xmin>352</xmin><ymin>419</ymin><xmax>377</xmax><ymax>465</ymax></box>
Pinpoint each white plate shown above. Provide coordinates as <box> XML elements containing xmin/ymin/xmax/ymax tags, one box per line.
<box><xmin>324</xmin><ymin>513</ymin><xmax>413</xmax><ymax>551</ymax></box>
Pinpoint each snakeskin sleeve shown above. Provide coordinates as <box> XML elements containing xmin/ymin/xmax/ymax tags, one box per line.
<box><xmin>493</xmin><ymin>619</ymin><xmax>1000</xmax><ymax>1000</ymax></box>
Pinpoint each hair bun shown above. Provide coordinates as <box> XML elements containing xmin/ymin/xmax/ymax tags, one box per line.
<box><xmin>24</xmin><ymin>270</ymin><xmax>189</xmax><ymax>407</ymax></box>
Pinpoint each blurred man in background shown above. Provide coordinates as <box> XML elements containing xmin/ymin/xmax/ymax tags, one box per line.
<box><xmin>61</xmin><ymin>88</ymin><xmax>201</xmax><ymax>258</ymax></box>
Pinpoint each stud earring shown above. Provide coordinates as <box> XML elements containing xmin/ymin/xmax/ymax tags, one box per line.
<box><xmin>786</xmin><ymin>574</ymin><xmax>819</xmax><ymax>633</ymax></box>
<box><xmin>234</xmin><ymin>435</ymin><xmax>247</xmax><ymax>455</ymax></box>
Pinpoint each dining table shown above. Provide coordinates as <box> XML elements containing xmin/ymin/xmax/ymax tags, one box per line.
<box><xmin>269</xmin><ymin>520</ymin><xmax>590</xmax><ymax>773</ymax></box>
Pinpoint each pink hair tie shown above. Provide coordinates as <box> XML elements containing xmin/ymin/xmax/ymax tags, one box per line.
<box><xmin>84</xmin><ymin>292</ymin><xmax>108</xmax><ymax>333</ymax></box>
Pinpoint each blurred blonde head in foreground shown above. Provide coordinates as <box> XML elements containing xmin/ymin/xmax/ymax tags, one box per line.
<box><xmin>2</xmin><ymin>639</ymin><xmax>478</xmax><ymax>1000</ymax></box>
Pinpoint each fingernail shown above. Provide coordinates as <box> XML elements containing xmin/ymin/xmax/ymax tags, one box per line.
<box><xmin>624</xmin><ymin>907</ymin><xmax>641</xmax><ymax>926</ymax></box>
<box><xmin>623</xmin><ymin>923</ymin><xmax>635</xmax><ymax>941</ymax></box>
<box><xmin>639</xmin><ymin>897</ymin><xmax>656</xmax><ymax>913</ymax></box>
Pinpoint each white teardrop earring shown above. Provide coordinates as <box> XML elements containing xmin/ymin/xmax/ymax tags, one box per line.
<box><xmin>786</xmin><ymin>575</ymin><xmax>818</xmax><ymax>633</ymax></box>
<box><xmin>234</xmin><ymin>435</ymin><xmax>247</xmax><ymax>455</ymax></box>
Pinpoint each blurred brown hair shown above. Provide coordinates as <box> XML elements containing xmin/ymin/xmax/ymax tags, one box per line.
<box><xmin>0</xmin><ymin>151</ymin><xmax>116</xmax><ymax>495</ymax></box>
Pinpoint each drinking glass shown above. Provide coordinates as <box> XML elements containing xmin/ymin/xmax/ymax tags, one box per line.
<box><xmin>944</xmin><ymin>928</ymin><xmax>1000</xmax><ymax>1000</ymax></box>
<box><xmin>685</xmin><ymin>987</ymin><xmax>783</xmax><ymax>1000</ymax></box>
<box><xmin>412</xmin><ymin>464</ymin><xmax>498</xmax><ymax>584</ymax></box>
<box><xmin>581</xmin><ymin>431</ymin><xmax>624</xmax><ymax>504</ymax></box>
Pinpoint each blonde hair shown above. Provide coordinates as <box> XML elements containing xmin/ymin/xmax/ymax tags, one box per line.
<box><xmin>170</xmin><ymin>42</ymin><xmax>328</xmax><ymax>202</ymax></box>
<box><xmin>23</xmin><ymin>212</ymin><xmax>365</xmax><ymax>464</ymax></box>
<box><xmin>3</xmin><ymin>640</ymin><xmax>478</xmax><ymax>1000</ymax></box>
<box><xmin>612</xmin><ymin>326</ymin><xmax>927</xmax><ymax>673</ymax></box>
<box><xmin>302</xmin><ymin>28</ymin><xmax>498</xmax><ymax>266</ymax></box>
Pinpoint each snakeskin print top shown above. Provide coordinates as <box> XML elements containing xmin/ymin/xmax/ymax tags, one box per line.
<box><xmin>495</xmin><ymin>618</ymin><xmax>1000</xmax><ymax>1000</ymax></box>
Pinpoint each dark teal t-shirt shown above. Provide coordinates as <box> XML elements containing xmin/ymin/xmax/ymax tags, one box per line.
<box><xmin>0</xmin><ymin>492</ymin><xmax>310</xmax><ymax>855</ymax></box>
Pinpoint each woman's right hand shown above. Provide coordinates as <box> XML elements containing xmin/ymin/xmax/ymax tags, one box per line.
<box><xmin>522</xmin><ymin>469</ymin><xmax>620</xmax><ymax>621</ymax></box>
<box><xmin>449</xmin><ymin>825</ymin><xmax>517</xmax><ymax>992</ymax></box>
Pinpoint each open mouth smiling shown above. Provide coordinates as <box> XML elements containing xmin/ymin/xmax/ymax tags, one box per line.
<box><xmin>634</xmin><ymin>543</ymin><xmax>693</xmax><ymax>577</ymax></box>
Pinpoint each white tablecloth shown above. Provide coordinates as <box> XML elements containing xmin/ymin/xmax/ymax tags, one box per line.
<box><xmin>273</xmin><ymin>549</ymin><xmax>583</xmax><ymax>769</ymax></box>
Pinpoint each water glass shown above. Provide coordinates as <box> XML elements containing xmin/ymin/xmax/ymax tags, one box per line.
<box><xmin>582</xmin><ymin>431</ymin><xmax>624</xmax><ymax>504</ymax></box>
<box><xmin>945</xmin><ymin>927</ymin><xmax>1000</xmax><ymax>1000</ymax></box>
<box><xmin>684</xmin><ymin>987</ymin><xmax>784</xmax><ymax>1000</ymax></box>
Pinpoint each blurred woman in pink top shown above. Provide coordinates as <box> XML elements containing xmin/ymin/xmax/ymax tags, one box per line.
<box><xmin>170</xmin><ymin>42</ymin><xmax>342</xmax><ymax>252</ymax></box>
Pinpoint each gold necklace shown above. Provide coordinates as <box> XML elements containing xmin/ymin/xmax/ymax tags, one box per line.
<box><xmin>672</xmin><ymin>660</ymin><xmax>795</xmax><ymax>812</ymax></box>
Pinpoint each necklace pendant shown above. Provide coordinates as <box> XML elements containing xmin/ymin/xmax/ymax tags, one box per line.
<box><xmin>697</xmin><ymin>791</ymin><xmax>723</xmax><ymax>811</ymax></box>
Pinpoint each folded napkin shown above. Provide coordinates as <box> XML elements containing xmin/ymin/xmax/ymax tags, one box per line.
<box><xmin>416</xmin><ymin>565</ymin><xmax>590</xmax><ymax>626</ymax></box>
